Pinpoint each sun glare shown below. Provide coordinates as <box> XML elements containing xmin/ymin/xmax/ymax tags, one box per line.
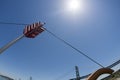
<box><xmin>66</xmin><ymin>0</ymin><xmax>82</xmax><ymax>12</ymax></box>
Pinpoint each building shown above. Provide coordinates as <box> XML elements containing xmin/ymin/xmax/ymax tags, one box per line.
<box><xmin>0</xmin><ymin>74</ymin><xmax>14</xmax><ymax>80</ymax></box>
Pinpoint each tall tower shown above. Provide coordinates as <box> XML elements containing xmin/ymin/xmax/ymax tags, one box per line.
<box><xmin>70</xmin><ymin>66</ymin><xmax>80</xmax><ymax>80</ymax></box>
<box><xmin>30</xmin><ymin>76</ymin><xmax>32</xmax><ymax>80</ymax></box>
<box><xmin>75</xmin><ymin>66</ymin><xmax>80</xmax><ymax>80</ymax></box>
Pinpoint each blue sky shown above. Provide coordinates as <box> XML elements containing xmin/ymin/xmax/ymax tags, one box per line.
<box><xmin>0</xmin><ymin>0</ymin><xmax>120</xmax><ymax>80</ymax></box>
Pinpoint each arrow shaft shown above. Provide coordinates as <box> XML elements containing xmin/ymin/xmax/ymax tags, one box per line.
<box><xmin>0</xmin><ymin>34</ymin><xmax>25</xmax><ymax>54</ymax></box>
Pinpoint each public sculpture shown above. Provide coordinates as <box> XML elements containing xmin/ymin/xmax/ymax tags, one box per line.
<box><xmin>87</xmin><ymin>68</ymin><xmax>114</xmax><ymax>80</ymax></box>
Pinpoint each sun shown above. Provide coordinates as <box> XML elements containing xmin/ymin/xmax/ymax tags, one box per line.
<box><xmin>66</xmin><ymin>0</ymin><xmax>82</xmax><ymax>12</ymax></box>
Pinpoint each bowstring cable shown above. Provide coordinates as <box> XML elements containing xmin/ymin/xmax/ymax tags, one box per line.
<box><xmin>0</xmin><ymin>21</ymin><xmax>104</xmax><ymax>68</ymax></box>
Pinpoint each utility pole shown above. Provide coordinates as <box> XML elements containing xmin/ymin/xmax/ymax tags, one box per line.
<box><xmin>70</xmin><ymin>66</ymin><xmax>80</xmax><ymax>80</ymax></box>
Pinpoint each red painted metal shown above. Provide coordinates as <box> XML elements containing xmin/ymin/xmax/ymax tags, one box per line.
<box><xmin>23</xmin><ymin>22</ymin><xmax>44</xmax><ymax>38</ymax></box>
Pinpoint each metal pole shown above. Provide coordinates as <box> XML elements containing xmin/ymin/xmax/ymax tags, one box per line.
<box><xmin>0</xmin><ymin>34</ymin><xmax>25</xmax><ymax>54</ymax></box>
<box><xmin>75</xmin><ymin>66</ymin><xmax>80</xmax><ymax>80</ymax></box>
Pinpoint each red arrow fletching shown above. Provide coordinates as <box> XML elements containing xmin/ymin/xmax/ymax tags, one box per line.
<box><xmin>23</xmin><ymin>22</ymin><xmax>44</xmax><ymax>38</ymax></box>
